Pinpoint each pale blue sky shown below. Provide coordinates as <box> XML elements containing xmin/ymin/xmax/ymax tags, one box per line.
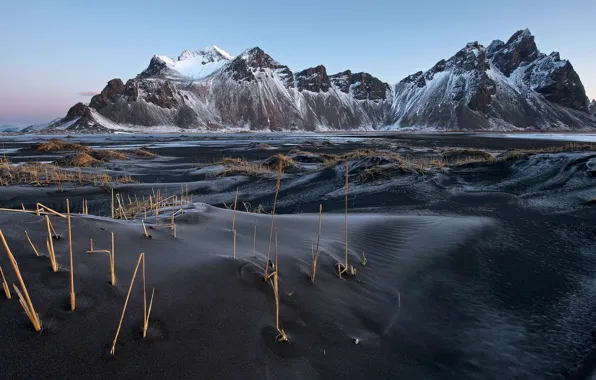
<box><xmin>1</xmin><ymin>0</ymin><xmax>595</xmax><ymax>124</ymax></box>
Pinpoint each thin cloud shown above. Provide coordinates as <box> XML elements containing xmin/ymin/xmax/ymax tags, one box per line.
<box><xmin>78</xmin><ymin>91</ymin><xmax>99</xmax><ymax>97</ymax></box>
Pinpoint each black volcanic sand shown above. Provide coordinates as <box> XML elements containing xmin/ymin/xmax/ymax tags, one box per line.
<box><xmin>0</xmin><ymin>133</ymin><xmax>596</xmax><ymax>379</ymax></box>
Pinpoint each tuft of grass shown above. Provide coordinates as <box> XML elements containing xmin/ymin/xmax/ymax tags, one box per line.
<box><xmin>263</xmin><ymin>154</ymin><xmax>295</xmax><ymax>171</ymax></box>
<box><xmin>135</xmin><ymin>147</ymin><xmax>156</xmax><ymax>157</ymax></box>
<box><xmin>57</xmin><ymin>152</ymin><xmax>102</xmax><ymax>168</ymax></box>
<box><xmin>216</xmin><ymin>157</ymin><xmax>270</xmax><ymax>177</ymax></box>
<box><xmin>93</xmin><ymin>149</ymin><xmax>128</xmax><ymax>161</ymax></box>
<box><xmin>501</xmin><ymin>143</ymin><xmax>596</xmax><ymax>161</ymax></box>
<box><xmin>35</xmin><ymin>138</ymin><xmax>91</xmax><ymax>153</ymax></box>
<box><xmin>440</xmin><ymin>148</ymin><xmax>495</xmax><ymax>164</ymax></box>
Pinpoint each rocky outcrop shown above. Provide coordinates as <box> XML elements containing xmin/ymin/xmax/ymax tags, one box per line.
<box><xmin>64</xmin><ymin>102</ymin><xmax>93</xmax><ymax>121</ymax></box>
<box><xmin>490</xmin><ymin>29</ymin><xmax>540</xmax><ymax>76</ymax></box>
<box><xmin>89</xmin><ymin>79</ymin><xmax>125</xmax><ymax>109</ymax></box>
<box><xmin>524</xmin><ymin>52</ymin><xmax>588</xmax><ymax>111</ymax></box>
<box><xmin>226</xmin><ymin>47</ymin><xmax>294</xmax><ymax>88</ymax></box>
<box><xmin>295</xmin><ymin>65</ymin><xmax>330</xmax><ymax>92</ymax></box>
<box><xmin>589</xmin><ymin>100</ymin><xmax>596</xmax><ymax>115</ymax></box>
<box><xmin>329</xmin><ymin>70</ymin><xmax>390</xmax><ymax>101</ymax></box>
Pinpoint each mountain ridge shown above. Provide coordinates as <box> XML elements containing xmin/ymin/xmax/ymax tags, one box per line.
<box><xmin>40</xmin><ymin>29</ymin><xmax>596</xmax><ymax>133</ymax></box>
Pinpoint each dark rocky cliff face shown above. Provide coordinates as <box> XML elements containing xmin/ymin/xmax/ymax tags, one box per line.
<box><xmin>329</xmin><ymin>70</ymin><xmax>389</xmax><ymax>101</ymax></box>
<box><xmin>589</xmin><ymin>100</ymin><xmax>596</xmax><ymax>115</ymax></box>
<box><xmin>295</xmin><ymin>65</ymin><xmax>330</xmax><ymax>93</ymax></box>
<box><xmin>89</xmin><ymin>79</ymin><xmax>125</xmax><ymax>109</ymax></box>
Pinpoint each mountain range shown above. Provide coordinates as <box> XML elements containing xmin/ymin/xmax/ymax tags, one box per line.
<box><xmin>31</xmin><ymin>29</ymin><xmax>596</xmax><ymax>133</ymax></box>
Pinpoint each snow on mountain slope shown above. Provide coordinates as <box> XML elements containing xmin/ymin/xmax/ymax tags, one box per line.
<box><xmin>156</xmin><ymin>45</ymin><xmax>233</xmax><ymax>80</ymax></box>
<box><xmin>46</xmin><ymin>30</ymin><xmax>596</xmax><ymax>134</ymax></box>
<box><xmin>387</xmin><ymin>30</ymin><xmax>596</xmax><ymax>131</ymax></box>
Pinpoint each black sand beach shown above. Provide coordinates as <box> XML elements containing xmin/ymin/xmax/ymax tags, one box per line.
<box><xmin>0</xmin><ymin>132</ymin><xmax>595</xmax><ymax>379</ymax></box>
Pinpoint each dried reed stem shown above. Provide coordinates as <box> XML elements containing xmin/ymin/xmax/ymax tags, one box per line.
<box><xmin>142</xmin><ymin>220</ymin><xmax>149</xmax><ymax>238</ymax></box>
<box><xmin>232</xmin><ymin>187</ymin><xmax>238</xmax><ymax>231</ymax></box>
<box><xmin>25</xmin><ymin>231</ymin><xmax>40</xmax><ymax>257</ymax></box>
<box><xmin>265</xmin><ymin>163</ymin><xmax>283</xmax><ymax>280</ymax></box>
<box><xmin>116</xmin><ymin>194</ymin><xmax>127</xmax><ymax>220</ymax></box>
<box><xmin>110</xmin><ymin>252</ymin><xmax>144</xmax><ymax>355</ymax></box>
<box><xmin>142</xmin><ymin>253</ymin><xmax>147</xmax><ymax>335</ymax></box>
<box><xmin>110</xmin><ymin>232</ymin><xmax>116</xmax><ymax>286</ymax></box>
<box><xmin>0</xmin><ymin>266</ymin><xmax>11</xmax><ymax>299</ymax></box>
<box><xmin>67</xmin><ymin>200</ymin><xmax>75</xmax><ymax>311</ymax></box>
<box><xmin>143</xmin><ymin>287</ymin><xmax>155</xmax><ymax>338</ymax></box>
<box><xmin>45</xmin><ymin>216</ymin><xmax>58</xmax><ymax>272</ymax></box>
<box><xmin>36</xmin><ymin>203</ymin><xmax>66</xmax><ymax>218</ymax></box>
<box><xmin>233</xmin><ymin>230</ymin><xmax>237</xmax><ymax>258</ymax></box>
<box><xmin>311</xmin><ymin>204</ymin><xmax>323</xmax><ymax>282</ymax></box>
<box><xmin>0</xmin><ymin>208</ymin><xmax>39</xmax><ymax>215</ymax></box>
<box><xmin>253</xmin><ymin>223</ymin><xmax>257</xmax><ymax>258</ymax></box>
<box><xmin>0</xmin><ymin>229</ymin><xmax>41</xmax><ymax>331</ymax></box>
<box><xmin>90</xmin><ymin>239</ymin><xmax>93</xmax><ymax>251</ymax></box>
<box><xmin>344</xmin><ymin>161</ymin><xmax>349</xmax><ymax>271</ymax></box>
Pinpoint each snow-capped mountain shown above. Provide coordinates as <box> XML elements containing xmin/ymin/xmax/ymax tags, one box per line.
<box><xmin>44</xmin><ymin>30</ymin><xmax>596</xmax><ymax>133</ymax></box>
<box><xmin>389</xmin><ymin>30</ymin><xmax>594</xmax><ymax>130</ymax></box>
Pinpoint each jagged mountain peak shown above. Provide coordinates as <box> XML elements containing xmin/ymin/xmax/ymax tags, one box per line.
<box><xmin>238</xmin><ymin>47</ymin><xmax>283</xmax><ymax>69</ymax></box>
<box><xmin>490</xmin><ymin>29</ymin><xmax>540</xmax><ymax>76</ymax></box>
<box><xmin>589</xmin><ymin>99</ymin><xmax>596</xmax><ymax>115</ymax></box>
<box><xmin>177</xmin><ymin>45</ymin><xmax>234</xmax><ymax>63</ymax></box>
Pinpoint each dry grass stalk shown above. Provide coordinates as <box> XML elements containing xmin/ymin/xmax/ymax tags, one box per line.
<box><xmin>25</xmin><ymin>231</ymin><xmax>40</xmax><ymax>257</ymax></box>
<box><xmin>344</xmin><ymin>161</ymin><xmax>349</xmax><ymax>274</ymax></box>
<box><xmin>0</xmin><ymin>266</ymin><xmax>11</xmax><ymax>299</ymax></box>
<box><xmin>143</xmin><ymin>287</ymin><xmax>155</xmax><ymax>338</ymax></box>
<box><xmin>233</xmin><ymin>230</ymin><xmax>237</xmax><ymax>259</ymax></box>
<box><xmin>110</xmin><ymin>252</ymin><xmax>144</xmax><ymax>355</ymax></box>
<box><xmin>45</xmin><ymin>216</ymin><xmax>58</xmax><ymax>272</ymax></box>
<box><xmin>265</xmin><ymin>163</ymin><xmax>283</xmax><ymax>280</ymax></box>
<box><xmin>232</xmin><ymin>187</ymin><xmax>238</xmax><ymax>231</ymax></box>
<box><xmin>311</xmin><ymin>204</ymin><xmax>323</xmax><ymax>282</ymax></box>
<box><xmin>111</xmin><ymin>188</ymin><xmax>115</xmax><ymax>219</ymax></box>
<box><xmin>110</xmin><ymin>232</ymin><xmax>116</xmax><ymax>286</ymax></box>
<box><xmin>0</xmin><ymin>208</ymin><xmax>40</xmax><ymax>215</ymax></box>
<box><xmin>253</xmin><ymin>223</ymin><xmax>257</xmax><ymax>258</ymax></box>
<box><xmin>0</xmin><ymin>229</ymin><xmax>41</xmax><ymax>331</ymax></box>
<box><xmin>37</xmin><ymin>203</ymin><xmax>66</xmax><ymax>218</ymax></box>
<box><xmin>142</xmin><ymin>220</ymin><xmax>151</xmax><ymax>238</ymax></box>
<box><xmin>272</xmin><ymin>229</ymin><xmax>287</xmax><ymax>341</ymax></box>
<box><xmin>116</xmin><ymin>194</ymin><xmax>127</xmax><ymax>220</ymax></box>
<box><xmin>67</xmin><ymin>200</ymin><xmax>75</xmax><ymax>311</ymax></box>
<box><xmin>142</xmin><ymin>254</ymin><xmax>147</xmax><ymax>337</ymax></box>
<box><xmin>48</xmin><ymin>217</ymin><xmax>60</xmax><ymax>240</ymax></box>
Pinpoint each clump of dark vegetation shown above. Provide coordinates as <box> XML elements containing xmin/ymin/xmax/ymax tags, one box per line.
<box><xmin>92</xmin><ymin>149</ymin><xmax>127</xmax><ymax>161</ymax></box>
<box><xmin>262</xmin><ymin>154</ymin><xmax>295</xmax><ymax>171</ymax></box>
<box><xmin>440</xmin><ymin>148</ymin><xmax>495</xmax><ymax>165</ymax></box>
<box><xmin>135</xmin><ymin>147</ymin><xmax>156</xmax><ymax>157</ymax></box>
<box><xmin>35</xmin><ymin>138</ymin><xmax>92</xmax><ymax>153</ymax></box>
<box><xmin>500</xmin><ymin>143</ymin><xmax>596</xmax><ymax>161</ymax></box>
<box><xmin>58</xmin><ymin>152</ymin><xmax>102</xmax><ymax>167</ymax></box>
<box><xmin>0</xmin><ymin>157</ymin><xmax>135</xmax><ymax>187</ymax></box>
<box><xmin>215</xmin><ymin>157</ymin><xmax>270</xmax><ymax>177</ymax></box>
